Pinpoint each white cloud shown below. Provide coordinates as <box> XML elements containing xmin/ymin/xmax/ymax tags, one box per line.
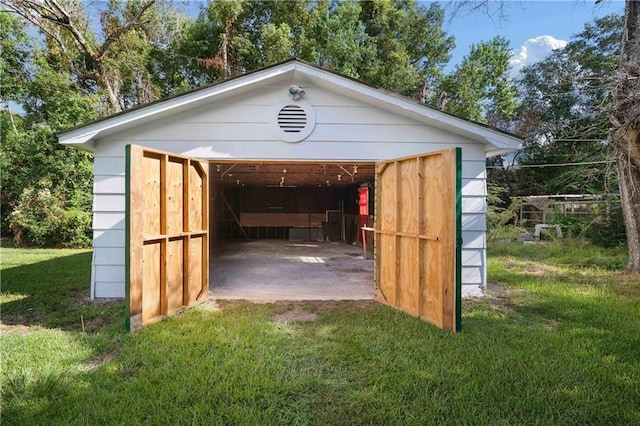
<box><xmin>509</xmin><ymin>35</ymin><xmax>568</xmax><ymax>78</ymax></box>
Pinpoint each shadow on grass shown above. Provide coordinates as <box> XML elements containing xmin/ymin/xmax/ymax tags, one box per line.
<box><xmin>1</xmin><ymin>251</ymin><xmax>124</xmax><ymax>332</ymax></box>
<box><xmin>1</xmin><ymin>250</ymin><xmax>129</xmax><ymax>424</ymax></box>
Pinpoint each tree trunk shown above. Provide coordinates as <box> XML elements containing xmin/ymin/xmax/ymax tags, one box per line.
<box><xmin>611</xmin><ymin>0</ymin><xmax>640</xmax><ymax>272</ymax></box>
<box><xmin>98</xmin><ymin>72</ymin><xmax>122</xmax><ymax>114</ymax></box>
<box><xmin>615</xmin><ymin>130</ymin><xmax>640</xmax><ymax>271</ymax></box>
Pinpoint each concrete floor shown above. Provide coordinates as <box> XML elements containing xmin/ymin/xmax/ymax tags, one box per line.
<box><xmin>210</xmin><ymin>240</ymin><xmax>374</xmax><ymax>301</ymax></box>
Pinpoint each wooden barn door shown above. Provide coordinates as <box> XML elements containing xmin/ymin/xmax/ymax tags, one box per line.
<box><xmin>125</xmin><ymin>145</ymin><xmax>209</xmax><ymax>331</ymax></box>
<box><xmin>374</xmin><ymin>148</ymin><xmax>462</xmax><ymax>332</ymax></box>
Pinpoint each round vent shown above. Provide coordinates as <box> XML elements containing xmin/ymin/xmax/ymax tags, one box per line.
<box><xmin>270</xmin><ymin>100</ymin><xmax>316</xmax><ymax>143</ymax></box>
<box><xmin>278</xmin><ymin>105</ymin><xmax>307</xmax><ymax>133</ymax></box>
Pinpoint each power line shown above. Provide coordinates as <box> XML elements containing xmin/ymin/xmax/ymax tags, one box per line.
<box><xmin>488</xmin><ymin>160</ymin><xmax>616</xmax><ymax>169</ymax></box>
<box><xmin>550</xmin><ymin>139</ymin><xmax>609</xmax><ymax>142</ymax></box>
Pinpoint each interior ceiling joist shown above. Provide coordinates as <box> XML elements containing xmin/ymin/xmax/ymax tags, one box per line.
<box><xmin>210</xmin><ymin>162</ymin><xmax>375</xmax><ymax>188</ymax></box>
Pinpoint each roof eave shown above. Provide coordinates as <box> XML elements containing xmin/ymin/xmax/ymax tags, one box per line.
<box><xmin>58</xmin><ymin>61</ymin><xmax>299</xmax><ymax>150</ymax></box>
<box><xmin>295</xmin><ymin>65</ymin><xmax>522</xmax><ymax>151</ymax></box>
<box><xmin>58</xmin><ymin>59</ymin><xmax>523</xmax><ymax>153</ymax></box>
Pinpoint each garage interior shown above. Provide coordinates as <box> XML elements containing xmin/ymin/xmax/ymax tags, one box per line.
<box><xmin>209</xmin><ymin>161</ymin><xmax>377</xmax><ymax>300</ymax></box>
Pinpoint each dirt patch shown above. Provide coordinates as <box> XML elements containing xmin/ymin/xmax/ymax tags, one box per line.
<box><xmin>485</xmin><ymin>282</ymin><xmax>510</xmax><ymax>296</ymax></box>
<box><xmin>0</xmin><ymin>323</ymin><xmax>33</xmax><ymax>336</ymax></box>
<box><xmin>212</xmin><ymin>299</ymin><xmax>378</xmax><ymax>318</ymax></box>
<box><xmin>270</xmin><ymin>307</ymin><xmax>318</xmax><ymax>323</ymax></box>
<box><xmin>87</xmin><ymin>298</ymin><xmax>122</xmax><ymax>305</ymax></box>
<box><xmin>470</xmin><ymin>282</ymin><xmax>517</xmax><ymax>314</ymax></box>
<box><xmin>86</xmin><ymin>350</ymin><xmax>119</xmax><ymax>371</ymax></box>
<box><xmin>201</xmin><ymin>299</ymin><xmax>223</xmax><ymax>311</ymax></box>
<box><xmin>605</xmin><ymin>273</ymin><xmax>640</xmax><ymax>296</ymax></box>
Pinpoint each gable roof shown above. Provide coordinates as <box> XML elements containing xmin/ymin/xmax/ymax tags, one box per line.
<box><xmin>58</xmin><ymin>58</ymin><xmax>522</xmax><ymax>155</ymax></box>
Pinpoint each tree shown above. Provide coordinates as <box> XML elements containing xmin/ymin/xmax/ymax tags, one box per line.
<box><xmin>515</xmin><ymin>14</ymin><xmax>622</xmax><ymax>196</ymax></box>
<box><xmin>358</xmin><ymin>0</ymin><xmax>454</xmax><ymax>95</ymax></box>
<box><xmin>1</xmin><ymin>57</ymin><xmax>97</xmax><ymax>246</ymax></box>
<box><xmin>610</xmin><ymin>0</ymin><xmax>640</xmax><ymax>271</ymax></box>
<box><xmin>2</xmin><ymin>0</ymin><xmax>161</xmax><ymax>114</ymax></box>
<box><xmin>1</xmin><ymin>2</ymin><xmax>192</xmax><ymax>246</ymax></box>
<box><xmin>0</xmin><ymin>10</ymin><xmax>30</xmax><ymax>125</ymax></box>
<box><xmin>437</xmin><ymin>36</ymin><xmax>517</xmax><ymax>123</ymax></box>
<box><xmin>177</xmin><ymin>0</ymin><xmax>454</xmax><ymax>96</ymax></box>
<box><xmin>452</xmin><ymin>0</ymin><xmax>639</xmax><ymax>271</ymax></box>
<box><xmin>313</xmin><ymin>1</ymin><xmax>376</xmax><ymax>79</ymax></box>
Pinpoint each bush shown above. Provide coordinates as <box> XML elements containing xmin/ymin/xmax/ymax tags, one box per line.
<box><xmin>545</xmin><ymin>198</ymin><xmax>626</xmax><ymax>246</ymax></box>
<box><xmin>9</xmin><ymin>181</ymin><xmax>92</xmax><ymax>247</ymax></box>
<box><xmin>486</xmin><ymin>186</ymin><xmax>526</xmax><ymax>242</ymax></box>
<box><xmin>60</xmin><ymin>208</ymin><xmax>93</xmax><ymax>247</ymax></box>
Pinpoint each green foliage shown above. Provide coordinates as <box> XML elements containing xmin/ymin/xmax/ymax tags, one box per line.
<box><xmin>1</xmin><ymin>59</ymin><xmax>95</xmax><ymax>246</ymax></box>
<box><xmin>486</xmin><ymin>184</ymin><xmax>525</xmax><ymax>242</ymax></box>
<box><xmin>438</xmin><ymin>36</ymin><xmax>517</xmax><ymax>123</ymax></box>
<box><xmin>0</xmin><ymin>11</ymin><xmax>30</xmax><ymax>103</ymax></box>
<box><xmin>486</xmin><ymin>183</ymin><xmax>526</xmax><ymax>242</ymax></box>
<box><xmin>260</xmin><ymin>22</ymin><xmax>295</xmax><ymax>64</ymax></box>
<box><xmin>176</xmin><ymin>0</ymin><xmax>453</xmax><ymax>96</ymax></box>
<box><xmin>8</xmin><ymin>182</ymin><xmax>92</xmax><ymax>247</ymax></box>
<box><xmin>358</xmin><ymin>0</ymin><xmax>454</xmax><ymax>95</ymax></box>
<box><xmin>544</xmin><ymin>198</ymin><xmax>626</xmax><ymax>246</ymax></box>
<box><xmin>315</xmin><ymin>1</ymin><xmax>376</xmax><ymax>79</ymax></box>
<box><xmin>22</xmin><ymin>57</ymin><xmax>100</xmax><ymax>126</ymax></box>
<box><xmin>513</xmin><ymin>14</ymin><xmax>622</xmax><ymax>196</ymax></box>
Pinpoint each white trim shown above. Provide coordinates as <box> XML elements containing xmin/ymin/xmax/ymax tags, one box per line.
<box><xmin>90</xmin><ymin>250</ymin><xmax>96</xmax><ymax>300</ymax></box>
<box><xmin>59</xmin><ymin>63</ymin><xmax>298</xmax><ymax>149</ymax></box>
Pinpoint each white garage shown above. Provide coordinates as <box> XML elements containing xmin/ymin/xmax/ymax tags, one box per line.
<box><xmin>58</xmin><ymin>59</ymin><xmax>521</xmax><ymax>332</ymax></box>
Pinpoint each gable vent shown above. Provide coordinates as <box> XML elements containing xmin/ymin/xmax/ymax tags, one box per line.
<box><xmin>278</xmin><ymin>105</ymin><xmax>307</xmax><ymax>133</ymax></box>
<box><xmin>270</xmin><ymin>99</ymin><xmax>315</xmax><ymax>143</ymax></box>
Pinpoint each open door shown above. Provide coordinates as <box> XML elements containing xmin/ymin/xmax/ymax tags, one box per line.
<box><xmin>125</xmin><ymin>145</ymin><xmax>209</xmax><ymax>331</ymax></box>
<box><xmin>374</xmin><ymin>148</ymin><xmax>462</xmax><ymax>332</ymax></box>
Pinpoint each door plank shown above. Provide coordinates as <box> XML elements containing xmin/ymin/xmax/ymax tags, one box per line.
<box><xmin>374</xmin><ymin>148</ymin><xmax>460</xmax><ymax>332</ymax></box>
<box><xmin>126</xmin><ymin>145</ymin><xmax>209</xmax><ymax>331</ymax></box>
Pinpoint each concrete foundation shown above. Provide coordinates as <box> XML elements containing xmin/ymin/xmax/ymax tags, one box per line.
<box><xmin>210</xmin><ymin>240</ymin><xmax>374</xmax><ymax>301</ymax></box>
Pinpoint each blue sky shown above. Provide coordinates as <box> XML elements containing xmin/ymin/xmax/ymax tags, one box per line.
<box><xmin>435</xmin><ymin>0</ymin><xmax>625</xmax><ymax>73</ymax></box>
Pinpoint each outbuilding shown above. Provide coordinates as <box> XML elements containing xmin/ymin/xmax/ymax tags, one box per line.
<box><xmin>59</xmin><ymin>59</ymin><xmax>521</xmax><ymax>332</ymax></box>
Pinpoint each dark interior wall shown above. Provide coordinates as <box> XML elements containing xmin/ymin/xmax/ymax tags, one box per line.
<box><xmin>241</xmin><ymin>187</ymin><xmax>345</xmax><ymax>213</ymax></box>
<box><xmin>213</xmin><ymin>183</ymin><xmax>376</xmax><ymax>241</ymax></box>
<box><xmin>213</xmin><ymin>186</ymin><xmax>344</xmax><ymax>240</ymax></box>
<box><xmin>212</xmin><ymin>185</ymin><xmax>241</xmax><ymax>240</ymax></box>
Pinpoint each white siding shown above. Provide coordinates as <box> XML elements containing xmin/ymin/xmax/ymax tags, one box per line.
<box><xmin>90</xmin><ymin>81</ymin><xmax>489</xmax><ymax>299</ymax></box>
<box><xmin>462</xmin><ymin>231</ymin><xmax>486</xmax><ymax>249</ymax></box>
<box><xmin>95</xmin><ymin>282</ymin><xmax>125</xmax><ymax>298</ymax></box>
<box><xmin>93</xmin><ymin>212</ymin><xmax>125</xmax><ymax>230</ymax></box>
<box><xmin>94</xmin><ymin>230</ymin><xmax>125</xmax><ymax>247</ymax></box>
<box><xmin>94</xmin><ymin>195</ymin><xmax>125</xmax><ymax>211</ymax></box>
<box><xmin>94</xmin><ymin>157</ymin><xmax>126</xmax><ymax>175</ymax></box>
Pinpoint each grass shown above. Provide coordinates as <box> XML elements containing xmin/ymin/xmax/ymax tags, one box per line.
<box><xmin>1</xmin><ymin>243</ymin><xmax>639</xmax><ymax>424</ymax></box>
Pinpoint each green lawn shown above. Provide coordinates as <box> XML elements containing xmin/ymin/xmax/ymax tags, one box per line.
<box><xmin>1</xmin><ymin>243</ymin><xmax>639</xmax><ymax>424</ymax></box>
